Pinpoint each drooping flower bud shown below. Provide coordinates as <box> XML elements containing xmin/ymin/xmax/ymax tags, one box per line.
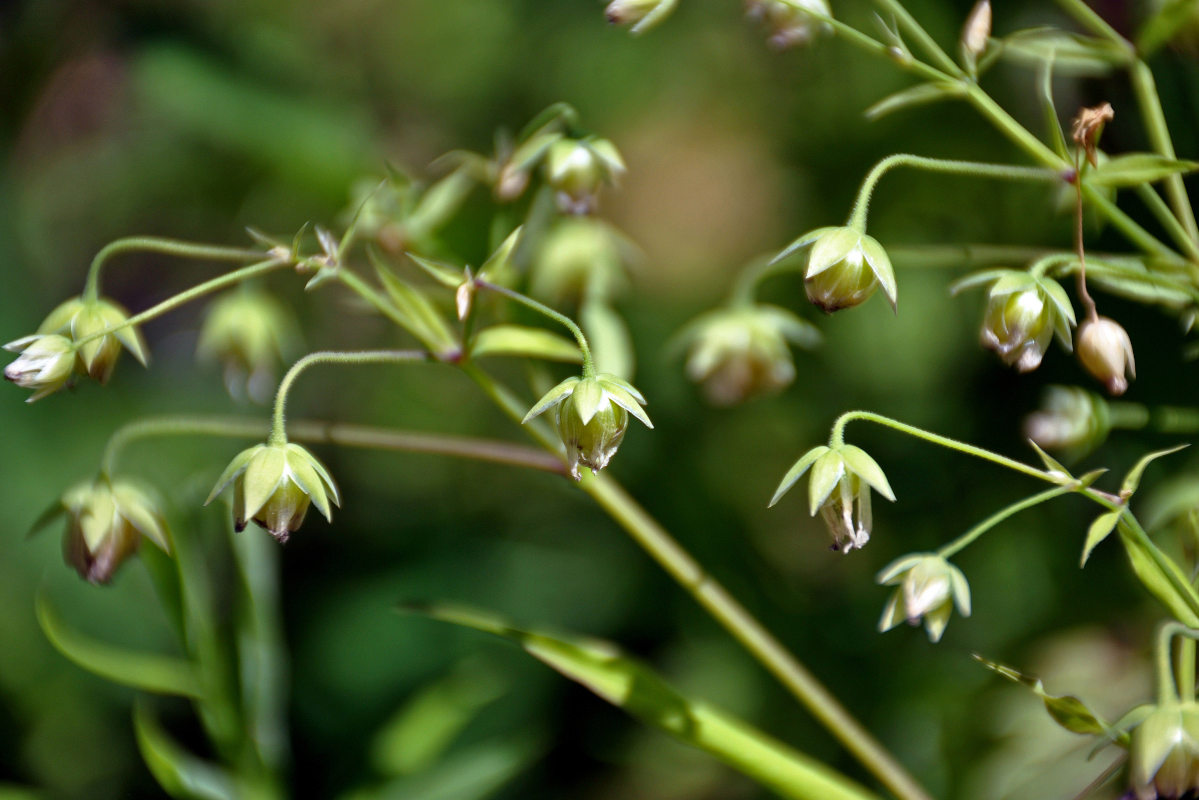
<box><xmin>56</xmin><ymin>477</ymin><xmax>171</xmax><ymax>584</ymax></box>
<box><xmin>544</xmin><ymin>137</ymin><xmax>626</xmax><ymax>215</ymax></box>
<box><xmin>1023</xmin><ymin>385</ymin><xmax>1110</xmax><ymax>456</ymax></box>
<box><xmin>959</xmin><ymin>0</ymin><xmax>991</xmax><ymax>72</ymax></box>
<box><xmin>770</xmin><ymin>443</ymin><xmax>896</xmax><ymax>553</ymax></box>
<box><xmin>529</xmin><ymin>218</ymin><xmax>628</xmax><ymax>305</ymax></box>
<box><xmin>677</xmin><ymin>304</ymin><xmax>821</xmax><ymax>406</ymax></box>
<box><xmin>973</xmin><ymin>271</ymin><xmax>1075</xmax><ymax>372</ymax></box>
<box><xmin>196</xmin><ymin>289</ymin><xmax>300</xmax><ymax>404</ymax></box>
<box><xmin>605</xmin><ymin>0</ymin><xmax>676</xmax><ymax>33</ymax></box>
<box><xmin>775</xmin><ymin>226</ymin><xmax>897</xmax><ymax>313</ymax></box>
<box><xmin>1126</xmin><ymin>703</ymin><xmax>1199</xmax><ymax>800</ymax></box>
<box><xmin>745</xmin><ymin>0</ymin><xmax>832</xmax><ymax>49</ymax></box>
<box><xmin>38</xmin><ymin>296</ymin><xmax>148</xmax><ymax>383</ymax></box>
<box><xmin>523</xmin><ymin>373</ymin><xmax>652</xmax><ymax>480</ymax></box>
<box><xmin>3</xmin><ymin>334</ymin><xmax>75</xmax><ymax>402</ymax></box>
<box><xmin>206</xmin><ymin>442</ymin><xmax>340</xmax><ymax>543</ymax></box>
<box><xmin>1077</xmin><ymin>315</ymin><xmax>1135</xmax><ymax>395</ymax></box>
<box><xmin>877</xmin><ymin>553</ymin><xmax>971</xmax><ymax>642</ymax></box>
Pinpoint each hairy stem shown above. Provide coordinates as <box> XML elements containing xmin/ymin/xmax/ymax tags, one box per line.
<box><xmin>474</xmin><ymin>279</ymin><xmax>596</xmax><ymax>378</ymax></box>
<box><xmin>84</xmin><ymin>237</ymin><xmax>271</xmax><ymax>301</ymax></box>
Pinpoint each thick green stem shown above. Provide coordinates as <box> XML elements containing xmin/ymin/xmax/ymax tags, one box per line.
<box><xmin>269</xmin><ymin>351</ymin><xmax>430</xmax><ymax>445</ymax></box>
<box><xmin>474</xmin><ymin>279</ymin><xmax>596</xmax><ymax>378</ymax></box>
<box><xmin>938</xmin><ymin>486</ymin><xmax>1073</xmax><ymax>558</ymax></box>
<box><xmin>847</xmin><ymin>155</ymin><xmax>1059</xmax><ymax>231</ymax></box>
<box><xmin>1135</xmin><ymin>184</ymin><xmax>1199</xmax><ymax>261</ymax></box>
<box><xmin>84</xmin><ymin>237</ymin><xmax>270</xmax><ymax>301</ymax></box>
<box><xmin>1153</xmin><ymin>622</ymin><xmax>1199</xmax><ymax>705</ymax></box>
<box><xmin>1130</xmin><ymin>60</ymin><xmax>1199</xmax><ymax>248</ymax></box>
<box><xmin>1180</xmin><ymin>638</ymin><xmax>1197</xmax><ymax>703</ymax></box>
<box><xmin>1053</xmin><ymin>0</ymin><xmax>1134</xmax><ymax>51</ymax></box>
<box><xmin>73</xmin><ymin>259</ymin><xmax>289</xmax><ymax>351</ymax></box>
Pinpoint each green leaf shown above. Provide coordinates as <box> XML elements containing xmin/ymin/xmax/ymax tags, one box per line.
<box><xmin>371</xmin><ymin>250</ymin><xmax>460</xmax><ymax>356</ymax></box>
<box><xmin>407</xmin><ymin>168</ymin><xmax>477</xmax><ymax>240</ymax></box>
<box><xmin>973</xmin><ymin>654</ymin><xmax>1120</xmax><ymax>742</ymax></box>
<box><xmin>769</xmin><ymin>446</ymin><xmax>830</xmax><ymax>507</ymax></box>
<box><xmin>408</xmin><ymin>605</ymin><xmax>879</xmax><ymax>800</ymax></box>
<box><xmin>999</xmin><ymin>28</ymin><xmax>1128</xmax><ymax>74</ymax></box>
<box><xmin>864</xmin><ymin>81</ymin><xmax>964</xmax><ymax>121</ymax></box>
<box><xmin>1081</xmin><ymin>509</ymin><xmax>1122</xmax><ymax>566</ymax></box>
<box><xmin>1087</xmin><ymin>154</ymin><xmax>1199</xmax><ymax>187</ymax></box>
<box><xmin>1038</xmin><ymin>58</ymin><xmax>1069</xmax><ymax>159</ymax></box>
<box><xmin>1027</xmin><ymin>441</ymin><xmax>1073</xmax><ymax>483</ymax></box>
<box><xmin>1137</xmin><ymin>0</ymin><xmax>1199</xmax><ymax>55</ymax></box>
<box><xmin>408</xmin><ymin>253</ymin><xmax>465</xmax><ymax>288</ymax></box>
<box><xmin>350</xmin><ymin>735</ymin><xmax>543</xmax><ymax>800</ymax></box>
<box><xmin>134</xmin><ymin>701</ymin><xmax>237</xmax><ymax>800</ymax></box>
<box><xmin>470</xmin><ymin>325</ymin><xmax>582</xmax><ymax>363</ymax></box>
<box><xmin>1121</xmin><ymin>445</ymin><xmax>1189</xmax><ymax>498</ymax></box>
<box><xmin>1118</xmin><ymin>522</ymin><xmax>1199</xmax><ymax>627</ymax></box>
<box><xmin>37</xmin><ymin>592</ymin><xmax>202</xmax><ymax>698</ymax></box>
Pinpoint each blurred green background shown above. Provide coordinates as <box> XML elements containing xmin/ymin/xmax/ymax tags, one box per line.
<box><xmin>2</xmin><ymin>0</ymin><xmax>1198</xmax><ymax>797</ymax></box>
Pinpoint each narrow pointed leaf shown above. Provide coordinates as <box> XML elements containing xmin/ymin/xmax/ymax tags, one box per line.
<box><xmin>407</xmin><ymin>253</ymin><xmax>464</xmax><ymax>288</ymax></box>
<box><xmin>1121</xmin><ymin>444</ymin><xmax>1189</xmax><ymax>498</ymax></box>
<box><xmin>1087</xmin><ymin>154</ymin><xmax>1199</xmax><ymax>188</ymax></box>
<box><xmin>134</xmin><ymin>701</ymin><xmax>237</xmax><ymax>800</ymax></box>
<box><xmin>470</xmin><ymin>325</ymin><xmax>582</xmax><ymax>363</ymax></box>
<box><xmin>973</xmin><ymin>654</ymin><xmax>1116</xmax><ymax>739</ymax></box>
<box><xmin>1038</xmin><ymin>58</ymin><xmax>1069</xmax><ymax>159</ymax></box>
<box><xmin>1081</xmin><ymin>509</ymin><xmax>1122</xmax><ymax>566</ymax></box>
<box><xmin>1118</xmin><ymin>522</ymin><xmax>1199</xmax><ymax>627</ymax></box>
<box><xmin>1027</xmin><ymin>440</ymin><xmax>1073</xmax><ymax>482</ymax></box>
<box><xmin>864</xmin><ymin>81</ymin><xmax>964</xmax><ymax>121</ymax></box>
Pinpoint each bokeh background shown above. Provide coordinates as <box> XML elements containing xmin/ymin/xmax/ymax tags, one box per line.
<box><xmin>2</xmin><ymin>1</ymin><xmax>1197</xmax><ymax>797</ymax></box>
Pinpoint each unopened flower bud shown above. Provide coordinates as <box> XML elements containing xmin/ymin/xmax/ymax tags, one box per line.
<box><xmin>1127</xmin><ymin>703</ymin><xmax>1199</xmax><ymax>800</ymax></box>
<box><xmin>38</xmin><ymin>296</ymin><xmax>148</xmax><ymax>383</ymax></box>
<box><xmin>1023</xmin><ymin>385</ymin><xmax>1110</xmax><ymax>455</ymax></box>
<box><xmin>745</xmin><ymin>0</ymin><xmax>831</xmax><ymax>49</ymax></box>
<box><xmin>4</xmin><ymin>334</ymin><xmax>75</xmax><ymax>402</ymax></box>
<box><xmin>530</xmin><ymin>218</ymin><xmax>627</xmax><ymax>304</ymax></box>
<box><xmin>206</xmin><ymin>441</ymin><xmax>340</xmax><ymax>543</ymax></box>
<box><xmin>544</xmin><ymin>137</ymin><xmax>625</xmax><ymax>215</ymax></box>
<box><xmin>776</xmin><ymin>226</ymin><xmax>896</xmax><ymax>313</ymax></box>
<box><xmin>678</xmin><ymin>304</ymin><xmax>820</xmax><ymax>406</ymax></box>
<box><xmin>605</xmin><ymin>0</ymin><xmax>676</xmax><ymax>33</ymax></box>
<box><xmin>57</xmin><ymin>477</ymin><xmax>171</xmax><ymax>584</ymax></box>
<box><xmin>197</xmin><ymin>289</ymin><xmax>300</xmax><ymax>404</ymax></box>
<box><xmin>523</xmin><ymin>373</ymin><xmax>652</xmax><ymax>480</ymax></box>
<box><xmin>960</xmin><ymin>0</ymin><xmax>991</xmax><ymax>69</ymax></box>
<box><xmin>1077</xmin><ymin>316</ymin><xmax>1135</xmax><ymax>395</ymax></box>
<box><xmin>976</xmin><ymin>272</ymin><xmax>1075</xmax><ymax>372</ymax></box>
<box><xmin>877</xmin><ymin>553</ymin><xmax>971</xmax><ymax>642</ymax></box>
<box><xmin>770</xmin><ymin>443</ymin><xmax>896</xmax><ymax>553</ymax></box>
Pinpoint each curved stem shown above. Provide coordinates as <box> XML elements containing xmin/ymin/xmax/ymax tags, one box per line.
<box><xmin>1180</xmin><ymin>638</ymin><xmax>1197</xmax><ymax>703</ymax></box>
<box><xmin>84</xmin><ymin>237</ymin><xmax>269</xmax><ymax>301</ymax></box>
<box><xmin>847</xmin><ymin>155</ymin><xmax>1059</xmax><ymax>231</ymax></box>
<box><xmin>938</xmin><ymin>486</ymin><xmax>1073</xmax><ymax>558</ymax></box>
<box><xmin>269</xmin><ymin>351</ymin><xmax>429</xmax><ymax>445</ymax></box>
<box><xmin>72</xmin><ymin>259</ymin><xmax>290</xmax><ymax>351</ymax></box>
<box><xmin>1074</xmin><ymin>157</ymin><xmax>1100</xmax><ymax>323</ymax></box>
<box><xmin>474</xmin><ymin>280</ymin><xmax>596</xmax><ymax>378</ymax></box>
<box><xmin>1157</xmin><ymin>622</ymin><xmax>1194</xmax><ymax>705</ymax></box>
<box><xmin>830</xmin><ymin>411</ymin><xmax>1054</xmax><ymax>483</ymax></box>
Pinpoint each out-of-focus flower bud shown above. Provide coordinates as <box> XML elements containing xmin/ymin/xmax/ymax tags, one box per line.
<box><xmin>605</xmin><ymin>0</ymin><xmax>677</xmax><ymax>33</ymax></box>
<box><xmin>1023</xmin><ymin>385</ymin><xmax>1110</xmax><ymax>456</ymax></box>
<box><xmin>770</xmin><ymin>443</ymin><xmax>896</xmax><ymax>553</ymax></box>
<box><xmin>976</xmin><ymin>272</ymin><xmax>1075</xmax><ymax>372</ymax></box>
<box><xmin>1127</xmin><ymin>703</ymin><xmax>1199</xmax><ymax>800</ymax></box>
<box><xmin>1077</xmin><ymin>315</ymin><xmax>1135</xmax><ymax>395</ymax></box>
<box><xmin>530</xmin><ymin>218</ymin><xmax>629</xmax><ymax>304</ymax></box>
<box><xmin>38</xmin><ymin>296</ymin><xmax>148</xmax><ymax>383</ymax></box>
<box><xmin>960</xmin><ymin>0</ymin><xmax>991</xmax><ymax>71</ymax></box>
<box><xmin>677</xmin><ymin>304</ymin><xmax>820</xmax><ymax>406</ymax></box>
<box><xmin>3</xmin><ymin>334</ymin><xmax>75</xmax><ymax>402</ymax></box>
<box><xmin>877</xmin><ymin>553</ymin><xmax>971</xmax><ymax>642</ymax></box>
<box><xmin>206</xmin><ymin>442</ymin><xmax>340</xmax><ymax>543</ymax></box>
<box><xmin>196</xmin><ymin>289</ymin><xmax>300</xmax><ymax>404</ymax></box>
<box><xmin>57</xmin><ymin>477</ymin><xmax>171</xmax><ymax>585</ymax></box>
<box><xmin>544</xmin><ymin>137</ymin><xmax>626</xmax><ymax>215</ymax></box>
<box><xmin>776</xmin><ymin>226</ymin><xmax>896</xmax><ymax>313</ymax></box>
<box><xmin>745</xmin><ymin>0</ymin><xmax>832</xmax><ymax>49</ymax></box>
<box><xmin>523</xmin><ymin>373</ymin><xmax>652</xmax><ymax>480</ymax></box>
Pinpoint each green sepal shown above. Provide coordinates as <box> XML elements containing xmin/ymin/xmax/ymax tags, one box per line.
<box><xmin>875</xmin><ymin>553</ymin><xmax>927</xmax><ymax>584</ymax></box>
<box><xmin>808</xmin><ymin>450</ymin><xmax>846</xmax><ymax>515</ymax></box>
<box><xmin>470</xmin><ymin>325</ymin><xmax>582</xmax><ymax>363</ymax></box>
<box><xmin>80</xmin><ymin>489</ymin><xmax>117</xmax><ymax>552</ymax></box>
<box><xmin>112</xmin><ymin>481</ymin><xmax>171</xmax><ymax>553</ymax></box>
<box><xmin>987</xmin><ymin>270</ymin><xmax>1037</xmax><ymax>298</ymax></box>
<box><xmin>205</xmin><ymin>445</ymin><xmax>261</xmax><ymax>506</ymax></box>
<box><xmin>285</xmin><ymin>447</ymin><xmax>331</xmax><ymax>521</ymax></box>
<box><xmin>1036</xmin><ymin>276</ymin><xmax>1077</xmax><ymax>349</ymax></box>
<box><xmin>522</xmin><ymin>377</ymin><xmax>579</xmax><ymax>423</ymax></box>
<box><xmin>806</xmin><ymin>228</ymin><xmax>859</xmax><ymax>278</ymax></box>
<box><xmin>1121</xmin><ymin>444</ymin><xmax>1189</xmax><ymax>498</ymax></box>
<box><xmin>1081</xmin><ymin>509</ymin><xmax>1122</xmax><ymax>566</ymax></box>
<box><xmin>508</xmin><ymin>130</ymin><xmax>564</xmax><ymax>173</ymax></box>
<box><xmin>598</xmin><ymin>379</ymin><xmax>652</xmax><ymax>429</ymax></box>
<box><xmin>100</xmin><ymin>300</ymin><xmax>149</xmax><ymax>366</ymax></box>
<box><xmin>1087</xmin><ymin>154</ymin><xmax>1199</xmax><ymax>188</ymax></box>
<box><xmin>571</xmin><ymin>378</ymin><xmax>606</xmax><ymax>425</ymax></box>
<box><xmin>134</xmin><ymin>700</ymin><xmax>238</xmax><ymax>799</ymax></box>
<box><xmin>595</xmin><ymin>373</ymin><xmax>646</xmax><ymax>404</ymax></box>
<box><xmin>37</xmin><ymin>592</ymin><xmax>202</xmax><ymax>698</ymax></box>
<box><xmin>860</xmin><ymin>235</ymin><xmax>897</xmax><ymax>312</ymax></box>
<box><xmin>72</xmin><ymin>305</ymin><xmax>108</xmax><ymax>371</ymax></box>
<box><xmin>26</xmin><ymin>499</ymin><xmax>67</xmax><ymax>540</ymax></box>
<box><xmin>864</xmin><ymin>81</ymin><xmax>965</xmax><ymax>121</ymax></box>
<box><xmin>839</xmin><ymin>445</ymin><xmax>895</xmax><ymax>502</ymax></box>
<box><xmin>771</xmin><ymin>227</ymin><xmax>837</xmax><ymax>265</ymax></box>
<box><xmin>584</xmin><ymin>137</ymin><xmax>626</xmax><ymax>174</ymax></box>
<box><xmin>973</xmin><ymin>654</ymin><xmax>1118</xmax><ymax>740</ymax></box>
<box><xmin>241</xmin><ymin>446</ymin><xmax>286</xmax><ymax>522</ymax></box>
<box><xmin>297</xmin><ymin>444</ymin><xmax>341</xmax><ymax>506</ymax></box>
<box><xmin>947</xmin><ymin>268</ymin><xmax>1016</xmax><ymax>295</ymax></box>
<box><xmin>770</xmin><ymin>446</ymin><xmax>829</xmax><ymax>507</ymax></box>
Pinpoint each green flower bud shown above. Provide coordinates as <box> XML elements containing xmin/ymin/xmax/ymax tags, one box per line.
<box><xmin>746</xmin><ymin>0</ymin><xmax>832</xmax><ymax>49</ymax></box>
<box><xmin>1023</xmin><ymin>385</ymin><xmax>1110</xmax><ymax>456</ymax></box>
<box><xmin>1128</xmin><ymin>703</ymin><xmax>1199</xmax><ymax>800</ymax></box>
<box><xmin>976</xmin><ymin>272</ymin><xmax>1075</xmax><ymax>372</ymax></box>
<box><xmin>196</xmin><ymin>289</ymin><xmax>300</xmax><ymax>404</ymax></box>
<box><xmin>57</xmin><ymin>477</ymin><xmax>171</xmax><ymax>585</ymax></box>
<box><xmin>4</xmin><ymin>334</ymin><xmax>75</xmax><ymax>402</ymax></box>
<box><xmin>544</xmin><ymin>137</ymin><xmax>626</xmax><ymax>215</ymax></box>
<box><xmin>877</xmin><ymin>553</ymin><xmax>971</xmax><ymax>643</ymax></box>
<box><xmin>605</xmin><ymin>0</ymin><xmax>676</xmax><ymax>33</ymax></box>
<box><xmin>529</xmin><ymin>218</ymin><xmax>628</xmax><ymax>305</ymax></box>
<box><xmin>38</xmin><ymin>296</ymin><xmax>148</xmax><ymax>383</ymax></box>
<box><xmin>770</xmin><ymin>443</ymin><xmax>896</xmax><ymax>553</ymax></box>
<box><xmin>523</xmin><ymin>373</ymin><xmax>652</xmax><ymax>480</ymax></box>
<box><xmin>777</xmin><ymin>226</ymin><xmax>896</xmax><ymax>313</ymax></box>
<box><xmin>677</xmin><ymin>304</ymin><xmax>820</xmax><ymax>406</ymax></box>
<box><xmin>206</xmin><ymin>442</ymin><xmax>340</xmax><ymax>543</ymax></box>
<box><xmin>1078</xmin><ymin>316</ymin><xmax>1135</xmax><ymax>396</ymax></box>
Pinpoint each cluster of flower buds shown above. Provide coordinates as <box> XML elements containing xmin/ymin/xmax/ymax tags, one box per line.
<box><xmin>4</xmin><ymin>295</ymin><xmax>147</xmax><ymax>402</ymax></box>
<box><xmin>1124</xmin><ymin>702</ymin><xmax>1199</xmax><ymax>800</ymax></box>
<box><xmin>1023</xmin><ymin>385</ymin><xmax>1110</xmax><ymax>456</ymax></box>
<box><xmin>206</xmin><ymin>441</ymin><xmax>340</xmax><ymax>543</ymax></box>
<box><xmin>771</xmin><ymin>442</ymin><xmax>895</xmax><ymax>553</ymax></box>
<box><xmin>42</xmin><ymin>476</ymin><xmax>171</xmax><ymax>584</ymax></box>
<box><xmin>677</xmin><ymin>304</ymin><xmax>820</xmax><ymax>406</ymax></box>
<box><xmin>775</xmin><ymin>226</ymin><xmax>897</xmax><ymax>314</ymax></box>
<box><xmin>876</xmin><ymin>553</ymin><xmax>971</xmax><ymax>642</ymax></box>
<box><xmin>196</xmin><ymin>289</ymin><xmax>300</xmax><ymax>404</ymax></box>
<box><xmin>1077</xmin><ymin>316</ymin><xmax>1135</xmax><ymax>395</ymax></box>
<box><xmin>745</xmin><ymin>0</ymin><xmax>832</xmax><ymax>48</ymax></box>
<box><xmin>544</xmin><ymin>136</ymin><xmax>626</xmax><ymax>215</ymax></box>
<box><xmin>524</xmin><ymin>373</ymin><xmax>652</xmax><ymax>480</ymax></box>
